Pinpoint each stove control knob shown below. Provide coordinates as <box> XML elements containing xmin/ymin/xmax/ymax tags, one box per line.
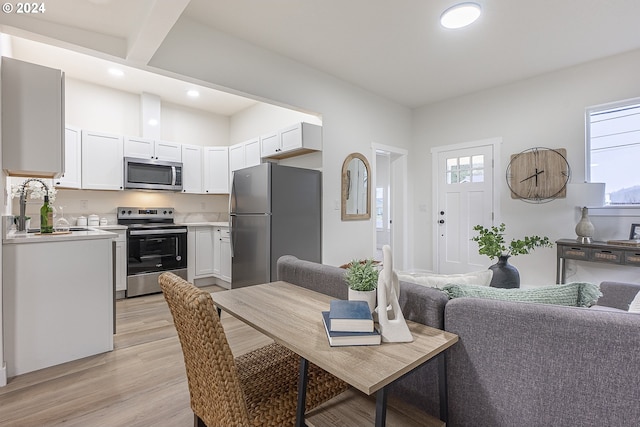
<box><xmin>163</xmin><ymin>210</ymin><xmax>168</xmax><ymax>215</ymax></box>
<box><xmin>121</xmin><ymin>210</ymin><xmax>126</xmax><ymax>215</ymax></box>
<box><xmin>169</xmin><ymin>210</ymin><xmax>173</xmax><ymax>214</ymax></box>
<box><xmin>127</xmin><ymin>210</ymin><xmax>132</xmax><ymax>215</ymax></box>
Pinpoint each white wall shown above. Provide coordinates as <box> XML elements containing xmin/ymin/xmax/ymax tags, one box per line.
<box><xmin>229</xmin><ymin>102</ymin><xmax>321</xmax><ymax>145</ymax></box>
<box><xmin>411</xmin><ymin>49</ymin><xmax>640</xmax><ymax>285</ymax></box>
<box><xmin>151</xmin><ymin>17</ymin><xmax>412</xmax><ymax>266</ymax></box>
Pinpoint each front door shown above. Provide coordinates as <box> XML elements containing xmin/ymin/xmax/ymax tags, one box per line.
<box><xmin>433</xmin><ymin>140</ymin><xmax>497</xmax><ymax>273</ymax></box>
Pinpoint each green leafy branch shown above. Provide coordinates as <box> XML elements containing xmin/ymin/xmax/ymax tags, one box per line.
<box><xmin>472</xmin><ymin>223</ymin><xmax>553</xmax><ymax>260</ymax></box>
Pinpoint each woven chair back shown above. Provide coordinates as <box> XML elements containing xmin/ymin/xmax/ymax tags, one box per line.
<box><xmin>159</xmin><ymin>272</ymin><xmax>251</xmax><ymax>426</ymax></box>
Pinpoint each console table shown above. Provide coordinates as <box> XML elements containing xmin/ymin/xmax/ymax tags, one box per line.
<box><xmin>556</xmin><ymin>239</ymin><xmax>640</xmax><ymax>284</ymax></box>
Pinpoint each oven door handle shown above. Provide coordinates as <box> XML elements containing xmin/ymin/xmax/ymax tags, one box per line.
<box><xmin>129</xmin><ymin>228</ymin><xmax>187</xmax><ymax>236</ymax></box>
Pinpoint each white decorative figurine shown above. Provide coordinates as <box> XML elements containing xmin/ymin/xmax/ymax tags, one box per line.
<box><xmin>375</xmin><ymin>245</ymin><xmax>413</xmax><ymax>342</ymax></box>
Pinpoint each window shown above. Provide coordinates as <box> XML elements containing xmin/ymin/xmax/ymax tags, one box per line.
<box><xmin>587</xmin><ymin>98</ymin><xmax>640</xmax><ymax>205</ymax></box>
<box><xmin>446</xmin><ymin>155</ymin><xmax>484</xmax><ymax>184</ymax></box>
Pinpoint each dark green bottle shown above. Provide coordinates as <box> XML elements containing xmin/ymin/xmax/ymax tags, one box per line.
<box><xmin>40</xmin><ymin>195</ymin><xmax>54</xmax><ymax>233</ymax></box>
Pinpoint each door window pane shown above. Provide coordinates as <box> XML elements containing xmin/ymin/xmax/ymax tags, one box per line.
<box><xmin>446</xmin><ymin>155</ymin><xmax>485</xmax><ymax>184</ymax></box>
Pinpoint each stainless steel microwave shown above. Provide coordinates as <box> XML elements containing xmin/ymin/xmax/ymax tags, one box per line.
<box><xmin>124</xmin><ymin>157</ymin><xmax>183</xmax><ymax>191</ymax></box>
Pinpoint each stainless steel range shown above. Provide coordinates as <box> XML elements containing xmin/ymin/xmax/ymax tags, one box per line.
<box><xmin>118</xmin><ymin>207</ymin><xmax>187</xmax><ymax>297</ymax></box>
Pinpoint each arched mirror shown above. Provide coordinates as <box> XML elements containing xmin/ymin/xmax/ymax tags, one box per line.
<box><xmin>341</xmin><ymin>152</ymin><xmax>371</xmax><ymax>220</ymax></box>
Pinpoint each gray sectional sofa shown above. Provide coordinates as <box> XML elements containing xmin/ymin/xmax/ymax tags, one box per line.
<box><xmin>276</xmin><ymin>255</ymin><xmax>640</xmax><ymax>427</ymax></box>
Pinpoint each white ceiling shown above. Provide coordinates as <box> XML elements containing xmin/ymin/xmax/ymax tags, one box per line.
<box><xmin>1</xmin><ymin>0</ymin><xmax>640</xmax><ymax>109</ymax></box>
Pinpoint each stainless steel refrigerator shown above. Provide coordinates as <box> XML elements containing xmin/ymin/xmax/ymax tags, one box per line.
<box><xmin>229</xmin><ymin>163</ymin><xmax>322</xmax><ymax>288</ymax></box>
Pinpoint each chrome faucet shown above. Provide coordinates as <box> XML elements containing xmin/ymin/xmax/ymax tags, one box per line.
<box><xmin>17</xmin><ymin>178</ymin><xmax>49</xmax><ymax>231</ymax></box>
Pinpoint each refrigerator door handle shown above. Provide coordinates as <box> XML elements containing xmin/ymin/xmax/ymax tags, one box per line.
<box><xmin>229</xmin><ymin>214</ymin><xmax>235</xmax><ymax>258</ymax></box>
<box><xmin>229</xmin><ymin>171</ymin><xmax>236</xmax><ymax>215</ymax></box>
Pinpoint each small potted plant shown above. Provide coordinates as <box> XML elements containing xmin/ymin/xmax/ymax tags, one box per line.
<box><xmin>345</xmin><ymin>259</ymin><xmax>379</xmax><ymax>313</ymax></box>
<box><xmin>472</xmin><ymin>223</ymin><xmax>553</xmax><ymax>288</ymax></box>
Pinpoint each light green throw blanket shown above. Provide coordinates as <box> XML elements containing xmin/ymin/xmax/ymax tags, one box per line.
<box><xmin>441</xmin><ymin>282</ymin><xmax>601</xmax><ymax>307</ymax></box>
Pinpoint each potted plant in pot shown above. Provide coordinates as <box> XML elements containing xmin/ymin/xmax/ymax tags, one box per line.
<box><xmin>345</xmin><ymin>259</ymin><xmax>379</xmax><ymax>313</ymax></box>
<box><xmin>472</xmin><ymin>223</ymin><xmax>553</xmax><ymax>288</ymax></box>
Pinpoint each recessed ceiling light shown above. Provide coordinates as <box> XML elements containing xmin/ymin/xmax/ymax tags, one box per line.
<box><xmin>187</xmin><ymin>89</ymin><xmax>200</xmax><ymax>98</ymax></box>
<box><xmin>108</xmin><ymin>67</ymin><xmax>124</xmax><ymax>77</ymax></box>
<box><xmin>147</xmin><ymin>119</ymin><xmax>159</xmax><ymax>127</ymax></box>
<box><xmin>440</xmin><ymin>2</ymin><xmax>481</xmax><ymax>29</ymax></box>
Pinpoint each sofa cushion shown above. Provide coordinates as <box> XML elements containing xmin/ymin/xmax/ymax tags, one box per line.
<box><xmin>397</xmin><ymin>270</ymin><xmax>492</xmax><ymax>289</ymax></box>
<box><xmin>629</xmin><ymin>291</ymin><xmax>640</xmax><ymax>313</ymax></box>
<box><xmin>441</xmin><ymin>282</ymin><xmax>601</xmax><ymax>307</ymax></box>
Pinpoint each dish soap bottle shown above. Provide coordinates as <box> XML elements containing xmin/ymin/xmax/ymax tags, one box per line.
<box><xmin>40</xmin><ymin>195</ymin><xmax>54</xmax><ymax>234</ymax></box>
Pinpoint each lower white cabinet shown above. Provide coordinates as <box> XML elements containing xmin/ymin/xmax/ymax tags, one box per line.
<box><xmin>113</xmin><ymin>229</ymin><xmax>127</xmax><ymax>293</ymax></box>
<box><xmin>187</xmin><ymin>224</ymin><xmax>231</xmax><ymax>287</ymax></box>
<box><xmin>219</xmin><ymin>228</ymin><xmax>232</xmax><ymax>282</ymax></box>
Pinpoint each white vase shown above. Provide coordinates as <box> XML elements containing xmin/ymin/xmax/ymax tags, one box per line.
<box><xmin>348</xmin><ymin>288</ymin><xmax>377</xmax><ymax>313</ymax></box>
<box><xmin>575</xmin><ymin>206</ymin><xmax>595</xmax><ymax>243</ymax></box>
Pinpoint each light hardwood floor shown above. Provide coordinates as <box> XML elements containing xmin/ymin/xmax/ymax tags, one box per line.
<box><xmin>0</xmin><ymin>286</ymin><xmax>444</xmax><ymax>427</ymax></box>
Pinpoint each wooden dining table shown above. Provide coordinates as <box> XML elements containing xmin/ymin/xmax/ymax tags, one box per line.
<box><xmin>210</xmin><ymin>281</ymin><xmax>458</xmax><ymax>427</ymax></box>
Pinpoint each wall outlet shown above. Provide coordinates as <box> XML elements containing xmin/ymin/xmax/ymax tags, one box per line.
<box><xmin>200</xmin><ymin>202</ymin><xmax>206</xmax><ymax>211</ymax></box>
<box><xmin>80</xmin><ymin>200</ymin><xmax>88</xmax><ymax>210</ymax></box>
<box><xmin>334</xmin><ymin>200</ymin><xmax>340</xmax><ymax>210</ymax></box>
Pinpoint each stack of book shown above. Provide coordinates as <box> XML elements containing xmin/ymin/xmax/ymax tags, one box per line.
<box><xmin>321</xmin><ymin>299</ymin><xmax>381</xmax><ymax>346</ymax></box>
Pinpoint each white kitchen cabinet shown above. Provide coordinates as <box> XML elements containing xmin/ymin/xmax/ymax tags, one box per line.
<box><xmin>124</xmin><ymin>137</ymin><xmax>181</xmax><ymax>162</ymax></box>
<box><xmin>181</xmin><ymin>144</ymin><xmax>203</xmax><ymax>194</ymax></box>
<box><xmin>213</xmin><ymin>226</ymin><xmax>231</xmax><ymax>283</ymax></box>
<box><xmin>54</xmin><ymin>126</ymin><xmax>82</xmax><ymax>189</ymax></box>
<box><xmin>219</xmin><ymin>227</ymin><xmax>232</xmax><ymax>283</ymax></box>
<box><xmin>213</xmin><ymin>227</ymin><xmax>221</xmax><ymax>277</ymax></box>
<box><xmin>260</xmin><ymin>122</ymin><xmax>322</xmax><ymax>160</ymax></box>
<box><xmin>81</xmin><ymin>130</ymin><xmax>124</xmax><ymax>190</ymax></box>
<box><xmin>194</xmin><ymin>226</ymin><xmax>215</xmax><ymax>278</ymax></box>
<box><xmin>229</xmin><ymin>138</ymin><xmax>261</xmax><ymax>191</ymax></box>
<box><xmin>260</xmin><ymin>131</ymin><xmax>280</xmax><ymax>158</ymax></box>
<box><xmin>230</xmin><ymin>138</ymin><xmax>261</xmax><ymax>172</ymax></box>
<box><xmin>1</xmin><ymin>57</ymin><xmax>64</xmax><ymax>178</ymax></box>
<box><xmin>113</xmin><ymin>229</ymin><xmax>127</xmax><ymax>293</ymax></box>
<box><xmin>203</xmin><ymin>146</ymin><xmax>229</xmax><ymax>194</ymax></box>
<box><xmin>3</xmin><ymin>236</ymin><xmax>114</xmax><ymax>377</ymax></box>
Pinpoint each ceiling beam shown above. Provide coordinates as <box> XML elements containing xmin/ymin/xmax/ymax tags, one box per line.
<box><xmin>126</xmin><ymin>0</ymin><xmax>192</xmax><ymax>65</ymax></box>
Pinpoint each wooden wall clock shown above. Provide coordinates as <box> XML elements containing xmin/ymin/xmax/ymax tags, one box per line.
<box><xmin>506</xmin><ymin>147</ymin><xmax>570</xmax><ymax>203</ymax></box>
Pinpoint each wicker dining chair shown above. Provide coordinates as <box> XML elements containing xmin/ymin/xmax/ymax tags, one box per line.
<box><xmin>158</xmin><ymin>272</ymin><xmax>348</xmax><ymax>427</ymax></box>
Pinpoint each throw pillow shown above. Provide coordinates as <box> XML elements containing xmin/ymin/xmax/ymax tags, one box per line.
<box><xmin>629</xmin><ymin>291</ymin><xmax>640</xmax><ymax>313</ymax></box>
<box><xmin>441</xmin><ymin>282</ymin><xmax>602</xmax><ymax>307</ymax></box>
<box><xmin>397</xmin><ymin>270</ymin><xmax>493</xmax><ymax>289</ymax></box>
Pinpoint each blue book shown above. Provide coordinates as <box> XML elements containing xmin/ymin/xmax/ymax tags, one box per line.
<box><xmin>328</xmin><ymin>299</ymin><xmax>374</xmax><ymax>332</ymax></box>
<box><xmin>322</xmin><ymin>312</ymin><xmax>380</xmax><ymax>347</ymax></box>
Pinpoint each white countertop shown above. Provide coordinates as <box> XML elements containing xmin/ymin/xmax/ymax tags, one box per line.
<box><xmin>4</xmin><ymin>228</ymin><xmax>117</xmax><ymax>244</ymax></box>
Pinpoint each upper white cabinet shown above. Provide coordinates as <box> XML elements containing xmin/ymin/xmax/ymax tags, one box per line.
<box><xmin>260</xmin><ymin>122</ymin><xmax>322</xmax><ymax>160</ymax></box>
<box><xmin>81</xmin><ymin>130</ymin><xmax>124</xmax><ymax>190</ymax></box>
<box><xmin>203</xmin><ymin>147</ymin><xmax>229</xmax><ymax>194</ymax></box>
<box><xmin>54</xmin><ymin>126</ymin><xmax>82</xmax><ymax>189</ymax></box>
<box><xmin>230</xmin><ymin>138</ymin><xmax>261</xmax><ymax>172</ymax></box>
<box><xmin>1</xmin><ymin>57</ymin><xmax>65</xmax><ymax>178</ymax></box>
<box><xmin>124</xmin><ymin>137</ymin><xmax>181</xmax><ymax>162</ymax></box>
<box><xmin>181</xmin><ymin>144</ymin><xmax>203</xmax><ymax>194</ymax></box>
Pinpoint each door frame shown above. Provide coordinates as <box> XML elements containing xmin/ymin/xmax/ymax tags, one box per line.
<box><xmin>371</xmin><ymin>143</ymin><xmax>408</xmax><ymax>270</ymax></box>
<box><xmin>430</xmin><ymin>137</ymin><xmax>502</xmax><ymax>273</ymax></box>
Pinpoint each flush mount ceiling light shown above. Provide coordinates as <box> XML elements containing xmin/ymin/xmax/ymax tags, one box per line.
<box><xmin>108</xmin><ymin>67</ymin><xmax>124</xmax><ymax>77</ymax></box>
<box><xmin>440</xmin><ymin>2</ymin><xmax>481</xmax><ymax>29</ymax></box>
<box><xmin>186</xmin><ymin>89</ymin><xmax>200</xmax><ymax>98</ymax></box>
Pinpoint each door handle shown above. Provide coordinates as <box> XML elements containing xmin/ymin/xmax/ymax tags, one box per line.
<box><xmin>439</xmin><ymin>219</ymin><xmax>445</xmax><ymax>224</ymax></box>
